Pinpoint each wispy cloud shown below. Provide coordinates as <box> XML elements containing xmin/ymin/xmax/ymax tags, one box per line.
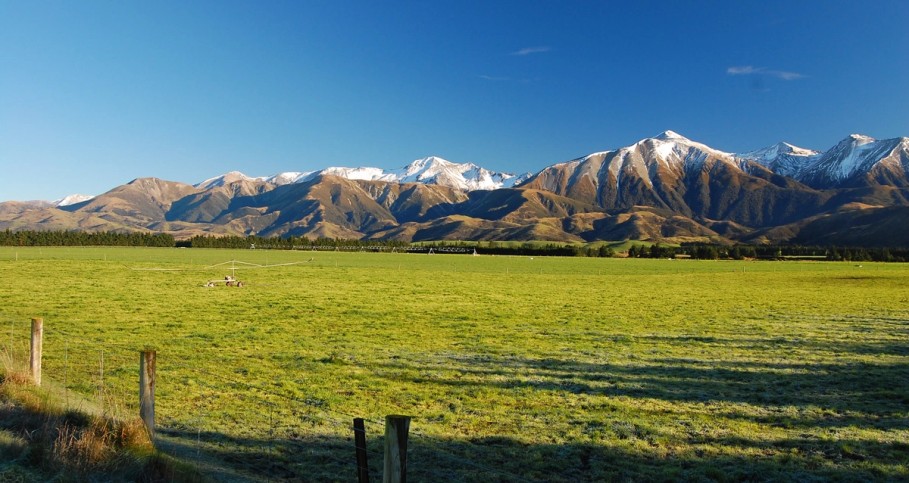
<box><xmin>727</xmin><ymin>66</ymin><xmax>761</xmax><ymax>75</ymax></box>
<box><xmin>511</xmin><ymin>46</ymin><xmax>551</xmax><ymax>56</ymax></box>
<box><xmin>479</xmin><ymin>74</ymin><xmax>534</xmax><ymax>84</ymax></box>
<box><xmin>727</xmin><ymin>65</ymin><xmax>805</xmax><ymax>81</ymax></box>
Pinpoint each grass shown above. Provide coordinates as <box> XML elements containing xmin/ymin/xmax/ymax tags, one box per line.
<box><xmin>0</xmin><ymin>356</ymin><xmax>204</xmax><ymax>482</ymax></box>
<box><xmin>0</xmin><ymin>246</ymin><xmax>907</xmax><ymax>481</ymax></box>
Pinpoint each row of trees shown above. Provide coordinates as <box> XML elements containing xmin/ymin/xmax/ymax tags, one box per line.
<box><xmin>4</xmin><ymin>228</ymin><xmax>909</xmax><ymax>261</ymax></box>
<box><xmin>0</xmin><ymin>229</ymin><xmax>174</xmax><ymax>247</ymax></box>
<box><xmin>826</xmin><ymin>247</ymin><xmax>907</xmax><ymax>262</ymax></box>
<box><xmin>628</xmin><ymin>243</ymin><xmax>795</xmax><ymax>260</ymax></box>
<box><xmin>417</xmin><ymin>242</ymin><xmax>616</xmax><ymax>258</ymax></box>
<box><xmin>627</xmin><ymin>242</ymin><xmax>909</xmax><ymax>262</ymax></box>
<box><xmin>183</xmin><ymin>234</ymin><xmax>410</xmax><ymax>250</ymax></box>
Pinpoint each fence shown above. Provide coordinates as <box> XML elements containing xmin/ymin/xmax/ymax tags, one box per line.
<box><xmin>1</xmin><ymin>315</ymin><xmax>531</xmax><ymax>482</ymax></box>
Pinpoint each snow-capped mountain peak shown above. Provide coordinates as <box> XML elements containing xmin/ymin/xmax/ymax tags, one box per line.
<box><xmin>809</xmin><ymin>134</ymin><xmax>894</xmax><ymax>182</ymax></box>
<box><xmin>318</xmin><ymin>166</ymin><xmax>395</xmax><ymax>182</ymax></box>
<box><xmin>394</xmin><ymin>156</ymin><xmax>524</xmax><ymax>190</ymax></box>
<box><xmin>194</xmin><ymin>157</ymin><xmax>526</xmax><ymax>192</ymax></box>
<box><xmin>643</xmin><ymin>131</ymin><xmax>733</xmax><ymax>163</ymax></box>
<box><xmin>744</xmin><ymin>133</ymin><xmax>909</xmax><ymax>188</ymax></box>
<box><xmin>266</xmin><ymin>172</ymin><xmax>313</xmax><ymax>185</ymax></box>
<box><xmin>847</xmin><ymin>133</ymin><xmax>876</xmax><ymax>145</ymax></box>
<box><xmin>738</xmin><ymin>142</ymin><xmax>820</xmax><ymax>178</ymax></box>
<box><xmin>54</xmin><ymin>194</ymin><xmax>95</xmax><ymax>207</ymax></box>
<box><xmin>195</xmin><ymin>171</ymin><xmax>266</xmax><ymax>189</ymax></box>
<box><xmin>654</xmin><ymin>130</ymin><xmax>687</xmax><ymax>141</ymax></box>
<box><xmin>399</xmin><ymin>156</ymin><xmax>460</xmax><ymax>178</ymax></box>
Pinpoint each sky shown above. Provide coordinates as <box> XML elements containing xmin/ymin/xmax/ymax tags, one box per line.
<box><xmin>1</xmin><ymin>0</ymin><xmax>908</xmax><ymax>202</ymax></box>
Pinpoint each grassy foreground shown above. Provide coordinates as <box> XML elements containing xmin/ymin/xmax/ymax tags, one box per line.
<box><xmin>0</xmin><ymin>359</ymin><xmax>203</xmax><ymax>481</ymax></box>
<box><xmin>0</xmin><ymin>246</ymin><xmax>907</xmax><ymax>481</ymax></box>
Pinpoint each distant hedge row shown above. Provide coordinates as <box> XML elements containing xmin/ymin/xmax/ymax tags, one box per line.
<box><xmin>4</xmin><ymin>229</ymin><xmax>909</xmax><ymax>261</ymax></box>
<box><xmin>181</xmin><ymin>234</ymin><xmax>410</xmax><ymax>249</ymax></box>
<box><xmin>0</xmin><ymin>229</ymin><xmax>174</xmax><ymax>247</ymax></box>
<box><xmin>629</xmin><ymin>242</ymin><xmax>909</xmax><ymax>262</ymax></box>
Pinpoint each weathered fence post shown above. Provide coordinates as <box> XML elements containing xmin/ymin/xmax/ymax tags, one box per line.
<box><xmin>99</xmin><ymin>350</ymin><xmax>104</xmax><ymax>410</ymax></box>
<box><xmin>139</xmin><ymin>350</ymin><xmax>156</xmax><ymax>444</ymax></box>
<box><xmin>383</xmin><ymin>415</ymin><xmax>411</xmax><ymax>483</ymax></box>
<box><xmin>29</xmin><ymin>318</ymin><xmax>43</xmax><ymax>386</ymax></box>
<box><xmin>354</xmin><ymin>418</ymin><xmax>370</xmax><ymax>483</ymax></box>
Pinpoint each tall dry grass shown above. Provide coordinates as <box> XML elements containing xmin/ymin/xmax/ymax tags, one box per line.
<box><xmin>0</xmin><ymin>354</ymin><xmax>203</xmax><ymax>482</ymax></box>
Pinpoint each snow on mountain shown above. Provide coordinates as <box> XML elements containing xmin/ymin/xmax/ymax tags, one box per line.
<box><xmin>190</xmin><ymin>132</ymin><xmax>909</xmax><ymax>196</ymax></box>
<box><xmin>744</xmin><ymin>134</ymin><xmax>909</xmax><ymax>188</ymax></box>
<box><xmin>574</xmin><ymin>130</ymin><xmax>732</xmax><ymax>165</ymax></box>
<box><xmin>316</xmin><ymin>166</ymin><xmax>398</xmax><ymax>183</ymax></box>
<box><xmin>621</xmin><ymin>130</ymin><xmax>738</xmax><ymax>185</ymax></box>
<box><xmin>650</xmin><ymin>130</ymin><xmax>734</xmax><ymax>165</ymax></box>
<box><xmin>391</xmin><ymin>156</ymin><xmax>526</xmax><ymax>190</ymax></box>
<box><xmin>53</xmin><ymin>194</ymin><xmax>95</xmax><ymax>207</ymax></box>
<box><xmin>197</xmin><ymin>157</ymin><xmax>526</xmax><ymax>192</ymax></box>
<box><xmin>266</xmin><ymin>172</ymin><xmax>313</xmax><ymax>185</ymax></box>
<box><xmin>532</xmin><ymin>130</ymin><xmax>742</xmax><ymax>197</ymax></box>
<box><xmin>738</xmin><ymin>142</ymin><xmax>820</xmax><ymax>178</ymax></box>
<box><xmin>195</xmin><ymin>171</ymin><xmax>266</xmax><ymax>189</ymax></box>
<box><xmin>806</xmin><ymin>134</ymin><xmax>899</xmax><ymax>181</ymax></box>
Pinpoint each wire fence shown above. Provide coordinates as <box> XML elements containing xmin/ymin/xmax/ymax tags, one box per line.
<box><xmin>0</xmin><ymin>313</ymin><xmax>533</xmax><ymax>482</ymax></box>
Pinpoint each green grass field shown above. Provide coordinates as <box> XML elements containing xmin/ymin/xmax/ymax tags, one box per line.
<box><xmin>1</xmin><ymin>247</ymin><xmax>907</xmax><ymax>481</ymax></box>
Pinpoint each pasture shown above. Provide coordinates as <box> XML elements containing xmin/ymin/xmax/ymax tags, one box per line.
<box><xmin>1</xmin><ymin>246</ymin><xmax>907</xmax><ymax>481</ymax></box>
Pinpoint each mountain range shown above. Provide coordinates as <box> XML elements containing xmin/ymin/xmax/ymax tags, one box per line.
<box><xmin>3</xmin><ymin>131</ymin><xmax>909</xmax><ymax>246</ymax></box>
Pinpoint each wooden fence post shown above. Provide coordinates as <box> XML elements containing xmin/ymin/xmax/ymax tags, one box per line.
<box><xmin>383</xmin><ymin>415</ymin><xmax>411</xmax><ymax>483</ymax></box>
<box><xmin>139</xmin><ymin>350</ymin><xmax>156</xmax><ymax>444</ymax></box>
<box><xmin>354</xmin><ymin>418</ymin><xmax>370</xmax><ymax>483</ymax></box>
<box><xmin>29</xmin><ymin>318</ymin><xmax>43</xmax><ymax>386</ymax></box>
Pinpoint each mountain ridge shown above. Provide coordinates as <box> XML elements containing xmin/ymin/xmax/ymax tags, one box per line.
<box><xmin>5</xmin><ymin>131</ymin><xmax>909</xmax><ymax>247</ymax></box>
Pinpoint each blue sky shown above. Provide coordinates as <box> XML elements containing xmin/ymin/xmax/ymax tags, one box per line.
<box><xmin>2</xmin><ymin>0</ymin><xmax>908</xmax><ymax>201</ymax></box>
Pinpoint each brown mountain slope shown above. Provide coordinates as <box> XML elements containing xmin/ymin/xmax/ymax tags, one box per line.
<box><xmin>357</xmin><ymin>181</ymin><xmax>470</xmax><ymax>222</ymax></box>
<box><xmin>0</xmin><ymin>201</ymin><xmax>53</xmax><ymax>216</ymax></box>
<box><xmin>681</xmin><ymin>159</ymin><xmax>830</xmax><ymax>227</ymax></box>
<box><xmin>561</xmin><ymin>208</ymin><xmax>721</xmax><ymax>243</ymax></box>
<box><xmin>448</xmin><ymin>188</ymin><xmax>602</xmax><ymax>222</ymax></box>
<box><xmin>0</xmin><ymin>207</ymin><xmax>126</xmax><ymax>233</ymax></box>
<box><xmin>62</xmin><ymin>178</ymin><xmax>199</xmax><ymax>224</ymax></box>
<box><xmin>166</xmin><ymin>179</ymin><xmax>276</xmax><ymax>223</ymax></box>
<box><xmin>367</xmin><ymin>215</ymin><xmax>585</xmax><ymax>243</ymax></box>
<box><xmin>744</xmin><ymin>205</ymin><xmax>909</xmax><ymax>247</ymax></box>
<box><xmin>521</xmin><ymin>134</ymin><xmax>831</xmax><ymax>228</ymax></box>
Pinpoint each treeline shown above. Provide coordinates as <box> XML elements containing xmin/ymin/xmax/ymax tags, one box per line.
<box><xmin>5</xmin><ymin>229</ymin><xmax>909</xmax><ymax>261</ymax></box>
<box><xmin>0</xmin><ymin>229</ymin><xmax>174</xmax><ymax>247</ymax></box>
<box><xmin>477</xmin><ymin>245</ymin><xmax>615</xmax><ymax>257</ymax></box>
<box><xmin>182</xmin><ymin>235</ymin><xmax>410</xmax><ymax>250</ymax></box>
<box><xmin>418</xmin><ymin>242</ymin><xmax>615</xmax><ymax>258</ymax></box>
<box><xmin>184</xmin><ymin>236</ymin><xmax>619</xmax><ymax>257</ymax></box>
<box><xmin>627</xmin><ymin>243</ymin><xmax>909</xmax><ymax>262</ymax></box>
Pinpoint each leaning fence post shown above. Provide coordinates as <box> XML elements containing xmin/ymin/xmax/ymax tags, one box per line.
<box><xmin>354</xmin><ymin>418</ymin><xmax>370</xmax><ymax>483</ymax></box>
<box><xmin>139</xmin><ymin>350</ymin><xmax>156</xmax><ymax>444</ymax></box>
<box><xmin>29</xmin><ymin>318</ymin><xmax>43</xmax><ymax>386</ymax></box>
<box><xmin>383</xmin><ymin>415</ymin><xmax>411</xmax><ymax>483</ymax></box>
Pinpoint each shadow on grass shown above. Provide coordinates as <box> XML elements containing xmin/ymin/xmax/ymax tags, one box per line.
<box><xmin>150</xmin><ymin>334</ymin><xmax>909</xmax><ymax>482</ymax></box>
<box><xmin>366</xmin><ymin>335</ymin><xmax>909</xmax><ymax>427</ymax></box>
<box><xmin>369</xmin><ymin>356</ymin><xmax>908</xmax><ymax>424</ymax></box>
<box><xmin>641</xmin><ymin>334</ymin><xmax>909</xmax><ymax>357</ymax></box>
<box><xmin>154</xmin><ymin>424</ymin><xmax>907</xmax><ymax>482</ymax></box>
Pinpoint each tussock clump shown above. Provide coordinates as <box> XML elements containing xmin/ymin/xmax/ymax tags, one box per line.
<box><xmin>0</xmin><ymin>371</ymin><xmax>31</xmax><ymax>386</ymax></box>
<box><xmin>53</xmin><ymin>420</ymin><xmax>118</xmax><ymax>471</ymax></box>
<box><xmin>0</xmin><ymin>365</ymin><xmax>199</xmax><ymax>482</ymax></box>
